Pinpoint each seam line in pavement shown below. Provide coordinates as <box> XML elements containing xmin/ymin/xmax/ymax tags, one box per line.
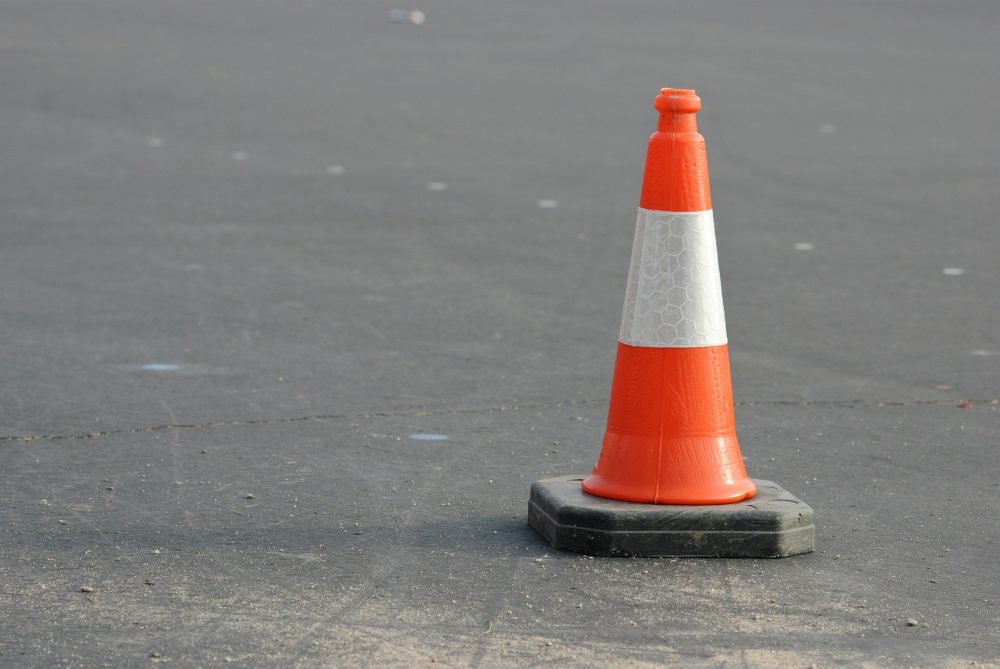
<box><xmin>0</xmin><ymin>398</ymin><xmax>994</xmax><ymax>445</ymax></box>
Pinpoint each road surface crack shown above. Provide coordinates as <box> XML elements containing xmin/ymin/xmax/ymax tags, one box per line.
<box><xmin>0</xmin><ymin>397</ymin><xmax>994</xmax><ymax>444</ymax></box>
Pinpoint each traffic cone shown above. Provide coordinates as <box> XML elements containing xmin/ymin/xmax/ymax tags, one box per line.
<box><xmin>528</xmin><ymin>88</ymin><xmax>815</xmax><ymax>557</ymax></box>
<box><xmin>582</xmin><ymin>87</ymin><xmax>756</xmax><ymax>505</ymax></box>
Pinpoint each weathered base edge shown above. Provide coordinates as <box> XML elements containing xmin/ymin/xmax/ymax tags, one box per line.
<box><xmin>528</xmin><ymin>475</ymin><xmax>815</xmax><ymax>558</ymax></box>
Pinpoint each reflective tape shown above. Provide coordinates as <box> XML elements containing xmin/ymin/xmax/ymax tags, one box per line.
<box><xmin>618</xmin><ymin>208</ymin><xmax>728</xmax><ymax>348</ymax></box>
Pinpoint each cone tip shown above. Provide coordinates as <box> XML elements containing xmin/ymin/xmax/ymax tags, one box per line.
<box><xmin>655</xmin><ymin>88</ymin><xmax>701</xmax><ymax>113</ymax></box>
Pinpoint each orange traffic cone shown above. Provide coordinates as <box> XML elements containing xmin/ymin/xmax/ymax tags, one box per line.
<box><xmin>528</xmin><ymin>88</ymin><xmax>815</xmax><ymax>557</ymax></box>
<box><xmin>582</xmin><ymin>87</ymin><xmax>757</xmax><ymax>505</ymax></box>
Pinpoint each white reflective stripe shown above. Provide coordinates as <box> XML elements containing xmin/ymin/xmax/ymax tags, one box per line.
<box><xmin>618</xmin><ymin>208</ymin><xmax>728</xmax><ymax>348</ymax></box>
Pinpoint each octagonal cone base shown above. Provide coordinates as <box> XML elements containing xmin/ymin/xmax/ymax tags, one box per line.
<box><xmin>528</xmin><ymin>475</ymin><xmax>814</xmax><ymax>558</ymax></box>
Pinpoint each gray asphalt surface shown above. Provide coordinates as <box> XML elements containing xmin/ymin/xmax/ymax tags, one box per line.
<box><xmin>2</xmin><ymin>1</ymin><xmax>999</xmax><ymax>667</ymax></box>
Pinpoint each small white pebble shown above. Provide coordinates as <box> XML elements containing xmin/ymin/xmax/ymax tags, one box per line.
<box><xmin>537</xmin><ymin>199</ymin><xmax>559</xmax><ymax>209</ymax></box>
<box><xmin>427</xmin><ymin>182</ymin><xmax>447</xmax><ymax>191</ymax></box>
<box><xmin>941</xmin><ymin>267</ymin><xmax>964</xmax><ymax>276</ymax></box>
<box><xmin>906</xmin><ymin>618</ymin><xmax>918</xmax><ymax>626</ymax></box>
<box><xmin>327</xmin><ymin>165</ymin><xmax>345</xmax><ymax>175</ymax></box>
<box><xmin>794</xmin><ymin>242</ymin><xmax>815</xmax><ymax>251</ymax></box>
<box><xmin>388</xmin><ymin>9</ymin><xmax>425</xmax><ymax>24</ymax></box>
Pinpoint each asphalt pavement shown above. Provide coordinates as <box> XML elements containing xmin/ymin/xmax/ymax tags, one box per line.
<box><xmin>1</xmin><ymin>0</ymin><xmax>998</xmax><ymax>667</ymax></box>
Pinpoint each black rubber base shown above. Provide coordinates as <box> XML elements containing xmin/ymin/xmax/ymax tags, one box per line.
<box><xmin>528</xmin><ymin>475</ymin><xmax>815</xmax><ymax>558</ymax></box>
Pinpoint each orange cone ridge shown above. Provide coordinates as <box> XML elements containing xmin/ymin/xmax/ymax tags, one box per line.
<box><xmin>582</xmin><ymin>88</ymin><xmax>756</xmax><ymax>505</ymax></box>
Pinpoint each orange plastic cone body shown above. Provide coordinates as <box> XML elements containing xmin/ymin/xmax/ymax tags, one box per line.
<box><xmin>582</xmin><ymin>89</ymin><xmax>756</xmax><ymax>505</ymax></box>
